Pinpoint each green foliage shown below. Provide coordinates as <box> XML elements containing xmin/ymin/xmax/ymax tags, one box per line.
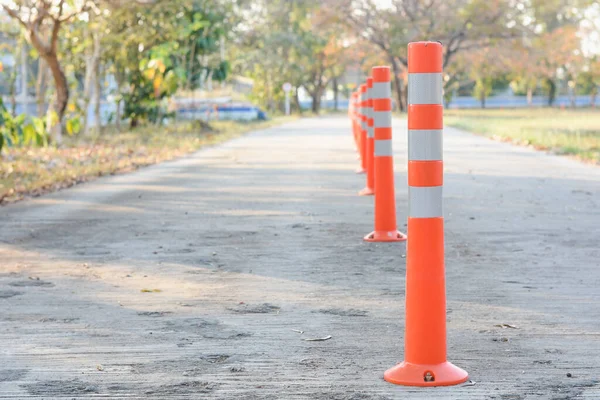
<box><xmin>212</xmin><ymin>60</ymin><xmax>230</xmax><ymax>82</ymax></box>
<box><xmin>510</xmin><ymin>77</ymin><xmax>540</xmax><ymax>96</ymax></box>
<box><xmin>122</xmin><ymin>58</ymin><xmax>178</xmax><ymax>126</ymax></box>
<box><xmin>66</xmin><ymin>116</ymin><xmax>82</xmax><ymax>136</ymax></box>
<box><xmin>576</xmin><ymin>72</ymin><xmax>600</xmax><ymax>96</ymax></box>
<box><xmin>103</xmin><ymin>1</ymin><xmax>231</xmax><ymax>127</ymax></box>
<box><xmin>491</xmin><ymin>75</ymin><xmax>511</xmax><ymax>92</ymax></box>
<box><xmin>0</xmin><ymin>98</ymin><xmax>49</xmax><ymax>151</ymax></box>
<box><xmin>473</xmin><ymin>77</ymin><xmax>494</xmax><ymax>107</ymax></box>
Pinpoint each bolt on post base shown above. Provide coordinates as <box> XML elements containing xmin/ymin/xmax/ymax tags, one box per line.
<box><xmin>384</xmin><ymin>361</ymin><xmax>468</xmax><ymax>387</ymax></box>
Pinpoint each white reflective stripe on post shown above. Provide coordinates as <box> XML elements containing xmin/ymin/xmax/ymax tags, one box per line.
<box><xmin>366</xmin><ymin>88</ymin><xmax>374</xmax><ymax>137</ymax></box>
<box><xmin>409</xmin><ymin>186</ymin><xmax>443</xmax><ymax>218</ymax></box>
<box><xmin>408</xmin><ymin>129</ymin><xmax>443</xmax><ymax>161</ymax></box>
<box><xmin>373</xmin><ymin>111</ymin><xmax>392</xmax><ymax>128</ymax></box>
<box><xmin>375</xmin><ymin>139</ymin><xmax>393</xmax><ymax>156</ymax></box>
<box><xmin>408</xmin><ymin>73</ymin><xmax>443</xmax><ymax>105</ymax></box>
<box><xmin>372</xmin><ymin>82</ymin><xmax>391</xmax><ymax>99</ymax></box>
<box><xmin>367</xmin><ymin>106</ymin><xmax>374</xmax><ymax>137</ymax></box>
<box><xmin>368</xmin><ymin>125</ymin><xmax>374</xmax><ymax>138</ymax></box>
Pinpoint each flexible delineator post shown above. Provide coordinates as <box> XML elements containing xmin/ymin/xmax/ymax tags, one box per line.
<box><xmin>364</xmin><ymin>67</ymin><xmax>407</xmax><ymax>243</ymax></box>
<box><xmin>350</xmin><ymin>92</ymin><xmax>358</xmax><ymax>152</ymax></box>
<box><xmin>358</xmin><ymin>84</ymin><xmax>368</xmax><ymax>174</ymax></box>
<box><xmin>384</xmin><ymin>41</ymin><xmax>468</xmax><ymax>387</ymax></box>
<box><xmin>352</xmin><ymin>92</ymin><xmax>364</xmax><ymax>173</ymax></box>
<box><xmin>359</xmin><ymin>77</ymin><xmax>375</xmax><ymax>196</ymax></box>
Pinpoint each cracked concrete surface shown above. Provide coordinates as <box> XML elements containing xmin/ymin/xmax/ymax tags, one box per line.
<box><xmin>1</xmin><ymin>116</ymin><xmax>599</xmax><ymax>399</ymax></box>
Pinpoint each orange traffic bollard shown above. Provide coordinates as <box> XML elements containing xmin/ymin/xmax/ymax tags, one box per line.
<box><xmin>357</xmin><ymin>84</ymin><xmax>368</xmax><ymax>174</ymax></box>
<box><xmin>384</xmin><ymin>41</ymin><xmax>468</xmax><ymax>387</ymax></box>
<box><xmin>349</xmin><ymin>92</ymin><xmax>359</xmax><ymax>152</ymax></box>
<box><xmin>364</xmin><ymin>67</ymin><xmax>407</xmax><ymax>242</ymax></box>
<box><xmin>359</xmin><ymin>77</ymin><xmax>375</xmax><ymax>195</ymax></box>
<box><xmin>353</xmin><ymin>92</ymin><xmax>359</xmax><ymax>149</ymax></box>
<box><xmin>348</xmin><ymin>92</ymin><xmax>354</xmax><ymax>138</ymax></box>
<box><xmin>352</xmin><ymin>92</ymin><xmax>362</xmax><ymax>165</ymax></box>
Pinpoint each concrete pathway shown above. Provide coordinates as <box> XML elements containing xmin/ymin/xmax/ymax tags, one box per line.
<box><xmin>1</xmin><ymin>116</ymin><xmax>599</xmax><ymax>399</ymax></box>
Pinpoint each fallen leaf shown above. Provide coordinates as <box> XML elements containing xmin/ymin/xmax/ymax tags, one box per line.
<box><xmin>303</xmin><ymin>335</ymin><xmax>332</xmax><ymax>342</ymax></box>
<box><xmin>495</xmin><ymin>323</ymin><xmax>518</xmax><ymax>329</ymax></box>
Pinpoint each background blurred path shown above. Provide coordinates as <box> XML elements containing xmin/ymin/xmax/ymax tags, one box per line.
<box><xmin>1</xmin><ymin>116</ymin><xmax>599</xmax><ymax>399</ymax></box>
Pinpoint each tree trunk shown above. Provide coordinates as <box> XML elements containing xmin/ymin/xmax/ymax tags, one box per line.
<box><xmin>294</xmin><ymin>87</ymin><xmax>301</xmax><ymax>114</ymax></box>
<box><xmin>546</xmin><ymin>78</ymin><xmax>556</xmax><ymax>106</ymax></box>
<box><xmin>114</xmin><ymin>72</ymin><xmax>124</xmax><ymax>130</ymax></box>
<box><xmin>36</xmin><ymin>58</ymin><xmax>48</xmax><ymax>117</ymax></box>
<box><xmin>187</xmin><ymin>38</ymin><xmax>196</xmax><ymax>91</ymax></box>
<box><xmin>82</xmin><ymin>60</ymin><xmax>92</xmax><ymax>135</ymax></box>
<box><xmin>526</xmin><ymin>87</ymin><xmax>533</xmax><ymax>106</ymax></box>
<box><xmin>9</xmin><ymin>64</ymin><xmax>17</xmax><ymax>116</ymax></box>
<box><xmin>8</xmin><ymin>39</ymin><xmax>20</xmax><ymax>116</ymax></box>
<box><xmin>311</xmin><ymin>86</ymin><xmax>322</xmax><ymax>114</ymax></box>
<box><xmin>94</xmin><ymin>64</ymin><xmax>102</xmax><ymax>134</ymax></box>
<box><xmin>480</xmin><ymin>95</ymin><xmax>486</xmax><ymax>108</ymax></box>
<box><xmin>115</xmin><ymin>98</ymin><xmax>122</xmax><ymax>130</ymax></box>
<box><xmin>207</xmin><ymin>70</ymin><xmax>213</xmax><ymax>92</ymax></box>
<box><xmin>265</xmin><ymin>73</ymin><xmax>274</xmax><ymax>112</ymax></box>
<box><xmin>570</xmin><ymin>85</ymin><xmax>576</xmax><ymax>109</ymax></box>
<box><xmin>591</xmin><ymin>90</ymin><xmax>597</xmax><ymax>108</ymax></box>
<box><xmin>333</xmin><ymin>76</ymin><xmax>339</xmax><ymax>111</ymax></box>
<box><xmin>82</xmin><ymin>24</ymin><xmax>93</xmax><ymax>135</ymax></box>
<box><xmin>44</xmin><ymin>53</ymin><xmax>68</xmax><ymax>142</ymax></box>
<box><xmin>390</xmin><ymin>56</ymin><xmax>406</xmax><ymax>112</ymax></box>
<box><xmin>20</xmin><ymin>38</ymin><xmax>28</xmax><ymax>116</ymax></box>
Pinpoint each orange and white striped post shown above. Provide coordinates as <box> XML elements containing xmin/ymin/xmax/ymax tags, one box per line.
<box><xmin>357</xmin><ymin>84</ymin><xmax>368</xmax><ymax>174</ymax></box>
<box><xmin>353</xmin><ymin>92</ymin><xmax>362</xmax><ymax>167</ymax></box>
<box><xmin>349</xmin><ymin>92</ymin><xmax>359</xmax><ymax>153</ymax></box>
<box><xmin>359</xmin><ymin>77</ymin><xmax>375</xmax><ymax>195</ymax></box>
<box><xmin>384</xmin><ymin>41</ymin><xmax>468</xmax><ymax>387</ymax></box>
<box><xmin>364</xmin><ymin>67</ymin><xmax>407</xmax><ymax>242</ymax></box>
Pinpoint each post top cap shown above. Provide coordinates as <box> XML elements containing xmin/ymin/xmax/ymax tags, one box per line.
<box><xmin>372</xmin><ymin>66</ymin><xmax>391</xmax><ymax>82</ymax></box>
<box><xmin>408</xmin><ymin>41</ymin><xmax>443</xmax><ymax>73</ymax></box>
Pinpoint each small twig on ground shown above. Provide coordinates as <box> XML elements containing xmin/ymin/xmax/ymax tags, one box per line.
<box><xmin>495</xmin><ymin>323</ymin><xmax>518</xmax><ymax>329</ymax></box>
<box><xmin>303</xmin><ymin>335</ymin><xmax>332</xmax><ymax>342</ymax></box>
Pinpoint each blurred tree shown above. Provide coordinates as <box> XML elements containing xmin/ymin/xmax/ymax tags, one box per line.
<box><xmin>332</xmin><ymin>0</ymin><xmax>523</xmax><ymax>111</ymax></box>
<box><xmin>518</xmin><ymin>0</ymin><xmax>592</xmax><ymax>105</ymax></box>
<box><xmin>2</xmin><ymin>0</ymin><xmax>92</xmax><ymax>142</ymax></box>
<box><xmin>456</xmin><ymin>45</ymin><xmax>510</xmax><ymax>108</ymax></box>
<box><xmin>103</xmin><ymin>0</ymin><xmax>229</xmax><ymax>127</ymax></box>
<box><xmin>576</xmin><ymin>59</ymin><xmax>600</xmax><ymax>107</ymax></box>
<box><xmin>237</xmin><ymin>0</ymin><xmax>353</xmax><ymax>114</ymax></box>
<box><xmin>0</xmin><ymin>18</ymin><xmax>21</xmax><ymax>115</ymax></box>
